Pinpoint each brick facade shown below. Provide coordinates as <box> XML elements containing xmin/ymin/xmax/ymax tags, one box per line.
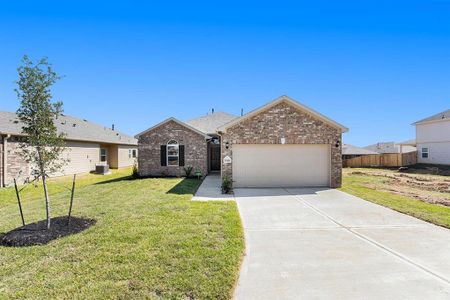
<box><xmin>137</xmin><ymin>120</ymin><xmax>208</xmax><ymax>177</ymax></box>
<box><xmin>0</xmin><ymin>136</ymin><xmax>31</xmax><ymax>187</ymax></box>
<box><xmin>220</xmin><ymin>101</ymin><xmax>343</xmax><ymax>188</ymax></box>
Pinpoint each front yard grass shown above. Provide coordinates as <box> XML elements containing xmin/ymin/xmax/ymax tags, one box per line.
<box><xmin>0</xmin><ymin>167</ymin><xmax>134</xmax><ymax>208</ymax></box>
<box><xmin>0</xmin><ymin>172</ymin><xmax>244</xmax><ymax>299</ymax></box>
<box><xmin>341</xmin><ymin>169</ymin><xmax>450</xmax><ymax>229</ymax></box>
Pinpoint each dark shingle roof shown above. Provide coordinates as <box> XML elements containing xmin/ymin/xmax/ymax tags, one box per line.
<box><xmin>0</xmin><ymin>111</ymin><xmax>137</xmax><ymax>145</ymax></box>
<box><xmin>414</xmin><ymin>109</ymin><xmax>450</xmax><ymax>124</ymax></box>
<box><xmin>186</xmin><ymin>112</ymin><xmax>238</xmax><ymax>134</ymax></box>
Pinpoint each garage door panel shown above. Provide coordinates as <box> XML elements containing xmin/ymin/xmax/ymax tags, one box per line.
<box><xmin>233</xmin><ymin>144</ymin><xmax>330</xmax><ymax>187</ymax></box>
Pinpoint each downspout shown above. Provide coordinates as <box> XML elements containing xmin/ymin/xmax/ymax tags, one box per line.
<box><xmin>2</xmin><ymin>134</ymin><xmax>10</xmax><ymax>187</ymax></box>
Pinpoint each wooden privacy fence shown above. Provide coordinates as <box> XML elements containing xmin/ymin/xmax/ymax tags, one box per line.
<box><xmin>343</xmin><ymin>151</ymin><xmax>417</xmax><ymax>168</ymax></box>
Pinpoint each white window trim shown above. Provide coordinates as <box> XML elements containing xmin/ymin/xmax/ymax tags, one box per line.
<box><xmin>167</xmin><ymin>140</ymin><xmax>179</xmax><ymax>167</ymax></box>
<box><xmin>100</xmin><ymin>148</ymin><xmax>108</xmax><ymax>162</ymax></box>
<box><xmin>421</xmin><ymin>147</ymin><xmax>429</xmax><ymax>159</ymax></box>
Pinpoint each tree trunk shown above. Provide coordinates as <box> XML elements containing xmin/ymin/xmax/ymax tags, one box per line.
<box><xmin>42</xmin><ymin>173</ymin><xmax>51</xmax><ymax>229</ymax></box>
<box><xmin>37</xmin><ymin>148</ymin><xmax>51</xmax><ymax>229</ymax></box>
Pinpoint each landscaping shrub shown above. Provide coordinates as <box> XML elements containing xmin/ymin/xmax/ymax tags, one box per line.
<box><xmin>221</xmin><ymin>175</ymin><xmax>232</xmax><ymax>194</ymax></box>
<box><xmin>183</xmin><ymin>166</ymin><xmax>193</xmax><ymax>178</ymax></box>
<box><xmin>132</xmin><ymin>162</ymin><xmax>139</xmax><ymax>178</ymax></box>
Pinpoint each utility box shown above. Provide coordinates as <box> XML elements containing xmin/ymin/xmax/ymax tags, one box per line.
<box><xmin>95</xmin><ymin>164</ymin><xmax>110</xmax><ymax>175</ymax></box>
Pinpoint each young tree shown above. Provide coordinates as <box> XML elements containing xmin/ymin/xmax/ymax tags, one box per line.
<box><xmin>16</xmin><ymin>55</ymin><xmax>66</xmax><ymax>229</ymax></box>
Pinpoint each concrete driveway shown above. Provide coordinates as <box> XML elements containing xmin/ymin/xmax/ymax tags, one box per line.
<box><xmin>234</xmin><ymin>188</ymin><xmax>450</xmax><ymax>299</ymax></box>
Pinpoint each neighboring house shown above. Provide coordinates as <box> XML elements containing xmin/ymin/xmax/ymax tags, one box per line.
<box><xmin>364</xmin><ymin>142</ymin><xmax>416</xmax><ymax>154</ymax></box>
<box><xmin>413</xmin><ymin>109</ymin><xmax>450</xmax><ymax>165</ymax></box>
<box><xmin>0</xmin><ymin>111</ymin><xmax>137</xmax><ymax>187</ymax></box>
<box><xmin>136</xmin><ymin>95</ymin><xmax>348</xmax><ymax>188</ymax></box>
<box><xmin>342</xmin><ymin>144</ymin><xmax>378</xmax><ymax>160</ymax></box>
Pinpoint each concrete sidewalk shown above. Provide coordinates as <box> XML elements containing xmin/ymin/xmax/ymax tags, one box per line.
<box><xmin>192</xmin><ymin>174</ymin><xmax>235</xmax><ymax>201</ymax></box>
<box><xmin>234</xmin><ymin>188</ymin><xmax>450</xmax><ymax>299</ymax></box>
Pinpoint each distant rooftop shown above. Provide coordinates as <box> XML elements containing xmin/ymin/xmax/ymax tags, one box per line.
<box><xmin>342</xmin><ymin>144</ymin><xmax>378</xmax><ymax>156</ymax></box>
<box><xmin>414</xmin><ymin>109</ymin><xmax>450</xmax><ymax>124</ymax></box>
<box><xmin>364</xmin><ymin>142</ymin><xmax>416</xmax><ymax>154</ymax></box>
<box><xmin>0</xmin><ymin>111</ymin><xmax>137</xmax><ymax>145</ymax></box>
<box><xmin>186</xmin><ymin>111</ymin><xmax>238</xmax><ymax>134</ymax></box>
<box><xmin>398</xmin><ymin>139</ymin><xmax>416</xmax><ymax>146</ymax></box>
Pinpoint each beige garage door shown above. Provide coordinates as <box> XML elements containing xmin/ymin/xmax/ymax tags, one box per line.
<box><xmin>232</xmin><ymin>144</ymin><xmax>330</xmax><ymax>188</ymax></box>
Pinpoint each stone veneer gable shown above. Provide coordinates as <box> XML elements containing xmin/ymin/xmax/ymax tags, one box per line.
<box><xmin>221</xmin><ymin>101</ymin><xmax>343</xmax><ymax>187</ymax></box>
<box><xmin>137</xmin><ymin>120</ymin><xmax>208</xmax><ymax>177</ymax></box>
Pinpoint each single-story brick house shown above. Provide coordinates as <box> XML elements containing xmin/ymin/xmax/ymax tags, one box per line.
<box><xmin>0</xmin><ymin>111</ymin><xmax>137</xmax><ymax>187</ymax></box>
<box><xmin>136</xmin><ymin>95</ymin><xmax>348</xmax><ymax>188</ymax></box>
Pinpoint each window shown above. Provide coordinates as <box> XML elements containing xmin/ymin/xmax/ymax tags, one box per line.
<box><xmin>128</xmin><ymin>149</ymin><xmax>137</xmax><ymax>158</ymax></box>
<box><xmin>421</xmin><ymin>147</ymin><xmax>429</xmax><ymax>159</ymax></box>
<box><xmin>167</xmin><ymin>140</ymin><xmax>179</xmax><ymax>166</ymax></box>
<box><xmin>100</xmin><ymin>148</ymin><xmax>107</xmax><ymax>162</ymax></box>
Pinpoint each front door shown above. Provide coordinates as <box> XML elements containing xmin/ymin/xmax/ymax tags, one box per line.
<box><xmin>210</xmin><ymin>146</ymin><xmax>221</xmax><ymax>171</ymax></box>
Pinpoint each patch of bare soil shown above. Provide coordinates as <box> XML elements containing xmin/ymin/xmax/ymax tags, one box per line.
<box><xmin>0</xmin><ymin>216</ymin><xmax>95</xmax><ymax>247</ymax></box>
<box><xmin>349</xmin><ymin>169</ymin><xmax>450</xmax><ymax>206</ymax></box>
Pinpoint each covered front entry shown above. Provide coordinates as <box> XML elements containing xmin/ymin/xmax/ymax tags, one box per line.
<box><xmin>208</xmin><ymin>136</ymin><xmax>221</xmax><ymax>172</ymax></box>
<box><xmin>232</xmin><ymin>144</ymin><xmax>330</xmax><ymax>187</ymax></box>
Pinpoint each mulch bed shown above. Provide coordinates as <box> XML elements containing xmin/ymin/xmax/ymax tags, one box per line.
<box><xmin>0</xmin><ymin>216</ymin><xmax>96</xmax><ymax>247</ymax></box>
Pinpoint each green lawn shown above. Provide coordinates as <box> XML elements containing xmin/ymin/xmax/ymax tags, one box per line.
<box><xmin>0</xmin><ymin>171</ymin><xmax>244</xmax><ymax>299</ymax></box>
<box><xmin>0</xmin><ymin>167</ymin><xmax>134</xmax><ymax>208</ymax></box>
<box><xmin>341</xmin><ymin>171</ymin><xmax>450</xmax><ymax>229</ymax></box>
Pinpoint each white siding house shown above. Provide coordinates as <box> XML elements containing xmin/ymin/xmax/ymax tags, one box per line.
<box><xmin>414</xmin><ymin>109</ymin><xmax>450</xmax><ymax>165</ymax></box>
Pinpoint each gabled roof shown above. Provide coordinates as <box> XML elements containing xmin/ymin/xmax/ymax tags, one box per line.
<box><xmin>186</xmin><ymin>112</ymin><xmax>238</xmax><ymax>134</ymax></box>
<box><xmin>413</xmin><ymin>109</ymin><xmax>450</xmax><ymax>125</ymax></box>
<box><xmin>342</xmin><ymin>144</ymin><xmax>378</xmax><ymax>155</ymax></box>
<box><xmin>218</xmin><ymin>95</ymin><xmax>348</xmax><ymax>133</ymax></box>
<box><xmin>0</xmin><ymin>111</ymin><xmax>137</xmax><ymax>145</ymax></box>
<box><xmin>364</xmin><ymin>142</ymin><xmax>416</xmax><ymax>154</ymax></box>
<box><xmin>135</xmin><ymin>117</ymin><xmax>210</xmax><ymax>139</ymax></box>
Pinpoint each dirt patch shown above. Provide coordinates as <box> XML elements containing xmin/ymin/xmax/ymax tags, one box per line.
<box><xmin>401</xmin><ymin>165</ymin><xmax>450</xmax><ymax>176</ymax></box>
<box><xmin>0</xmin><ymin>216</ymin><xmax>96</xmax><ymax>247</ymax></box>
<box><xmin>346</xmin><ymin>168</ymin><xmax>450</xmax><ymax>206</ymax></box>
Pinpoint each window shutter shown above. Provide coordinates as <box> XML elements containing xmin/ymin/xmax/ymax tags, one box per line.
<box><xmin>179</xmin><ymin>145</ymin><xmax>185</xmax><ymax>166</ymax></box>
<box><xmin>160</xmin><ymin>145</ymin><xmax>167</xmax><ymax>166</ymax></box>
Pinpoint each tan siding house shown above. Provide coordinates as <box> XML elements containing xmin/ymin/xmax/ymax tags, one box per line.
<box><xmin>0</xmin><ymin>112</ymin><xmax>137</xmax><ymax>187</ymax></box>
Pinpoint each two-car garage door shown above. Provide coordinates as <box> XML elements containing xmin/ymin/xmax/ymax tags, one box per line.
<box><xmin>232</xmin><ymin>144</ymin><xmax>330</xmax><ymax>188</ymax></box>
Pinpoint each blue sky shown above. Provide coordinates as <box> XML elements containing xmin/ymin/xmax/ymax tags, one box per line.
<box><xmin>0</xmin><ymin>1</ymin><xmax>449</xmax><ymax>146</ymax></box>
